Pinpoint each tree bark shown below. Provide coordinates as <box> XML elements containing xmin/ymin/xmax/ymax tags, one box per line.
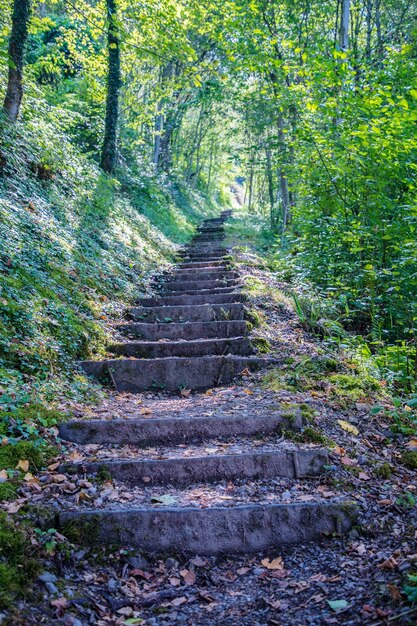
<box><xmin>100</xmin><ymin>0</ymin><xmax>121</xmax><ymax>175</ymax></box>
<box><xmin>339</xmin><ymin>0</ymin><xmax>351</xmax><ymax>51</ymax></box>
<box><xmin>3</xmin><ymin>0</ymin><xmax>31</xmax><ymax>122</ymax></box>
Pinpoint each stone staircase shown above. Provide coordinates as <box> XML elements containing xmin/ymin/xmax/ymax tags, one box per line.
<box><xmin>58</xmin><ymin>211</ymin><xmax>356</xmax><ymax>555</ymax></box>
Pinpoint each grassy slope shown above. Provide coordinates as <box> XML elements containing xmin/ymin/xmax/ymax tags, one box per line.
<box><xmin>0</xmin><ymin>117</ymin><xmax>218</xmax><ymax>409</ymax></box>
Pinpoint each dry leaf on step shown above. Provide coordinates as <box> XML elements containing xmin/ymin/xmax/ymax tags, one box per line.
<box><xmin>261</xmin><ymin>557</ymin><xmax>284</xmax><ymax>570</ymax></box>
<box><xmin>337</xmin><ymin>420</ymin><xmax>359</xmax><ymax>436</ymax></box>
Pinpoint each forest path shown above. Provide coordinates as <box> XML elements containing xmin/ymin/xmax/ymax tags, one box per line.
<box><xmin>56</xmin><ymin>211</ymin><xmax>353</xmax><ymax>554</ymax></box>
<box><xmin>14</xmin><ymin>213</ymin><xmax>417</xmax><ymax>625</ymax></box>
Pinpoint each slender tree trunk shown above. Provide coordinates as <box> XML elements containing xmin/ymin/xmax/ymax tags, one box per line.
<box><xmin>3</xmin><ymin>0</ymin><xmax>31</xmax><ymax>122</ymax></box>
<box><xmin>100</xmin><ymin>0</ymin><xmax>121</xmax><ymax>174</ymax></box>
<box><xmin>247</xmin><ymin>160</ymin><xmax>254</xmax><ymax>213</ymax></box>
<box><xmin>206</xmin><ymin>137</ymin><xmax>215</xmax><ymax>194</ymax></box>
<box><xmin>375</xmin><ymin>0</ymin><xmax>382</xmax><ymax>59</ymax></box>
<box><xmin>366</xmin><ymin>0</ymin><xmax>373</xmax><ymax>61</ymax></box>
<box><xmin>278</xmin><ymin>116</ymin><xmax>291</xmax><ymax>235</ymax></box>
<box><xmin>265</xmin><ymin>144</ymin><xmax>275</xmax><ymax>229</ymax></box>
<box><xmin>339</xmin><ymin>0</ymin><xmax>351</xmax><ymax>51</ymax></box>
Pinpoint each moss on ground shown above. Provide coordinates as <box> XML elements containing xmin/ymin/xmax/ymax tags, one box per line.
<box><xmin>0</xmin><ymin>441</ymin><xmax>54</xmax><ymax>472</ymax></box>
<box><xmin>402</xmin><ymin>451</ymin><xmax>417</xmax><ymax>470</ymax></box>
<box><xmin>0</xmin><ymin>512</ymin><xmax>40</xmax><ymax>608</ymax></box>
<box><xmin>263</xmin><ymin>356</ymin><xmax>383</xmax><ymax>407</ymax></box>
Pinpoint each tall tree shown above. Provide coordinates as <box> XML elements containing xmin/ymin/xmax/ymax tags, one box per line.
<box><xmin>3</xmin><ymin>0</ymin><xmax>31</xmax><ymax>121</ymax></box>
<box><xmin>100</xmin><ymin>0</ymin><xmax>121</xmax><ymax>174</ymax></box>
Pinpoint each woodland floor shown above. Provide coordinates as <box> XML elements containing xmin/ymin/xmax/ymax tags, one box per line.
<box><xmin>3</xmin><ymin>256</ymin><xmax>417</xmax><ymax>626</ymax></box>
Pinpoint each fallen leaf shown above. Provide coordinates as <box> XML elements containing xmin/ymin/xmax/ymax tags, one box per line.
<box><xmin>243</xmin><ymin>389</ymin><xmax>253</xmax><ymax>395</ymax></box>
<box><xmin>68</xmin><ymin>450</ymin><xmax>83</xmax><ymax>461</ymax></box>
<box><xmin>3</xmin><ymin>500</ymin><xmax>24</xmax><ymax>513</ymax></box>
<box><xmin>180</xmin><ymin>569</ymin><xmax>196</xmax><ymax>585</ymax></box>
<box><xmin>359</xmin><ymin>472</ymin><xmax>371</xmax><ymax>481</ymax></box>
<box><xmin>328</xmin><ymin>599</ymin><xmax>349</xmax><ymax>611</ymax></box>
<box><xmin>47</xmin><ymin>462</ymin><xmax>60</xmax><ymax>471</ymax></box>
<box><xmin>140</xmin><ymin>407</ymin><xmax>153</xmax><ymax>416</ymax></box>
<box><xmin>180</xmin><ymin>388</ymin><xmax>191</xmax><ymax>398</ymax></box>
<box><xmin>16</xmin><ymin>460</ymin><xmax>29</xmax><ymax>472</ymax></box>
<box><xmin>51</xmin><ymin>474</ymin><xmax>67</xmax><ymax>483</ymax></box>
<box><xmin>117</xmin><ymin>607</ymin><xmax>133</xmax><ymax>616</ymax></box>
<box><xmin>378</xmin><ymin>556</ymin><xmax>398</xmax><ymax>570</ymax></box>
<box><xmin>387</xmin><ymin>583</ymin><xmax>401</xmax><ymax>602</ymax></box>
<box><xmin>190</xmin><ymin>557</ymin><xmax>206</xmax><ymax>567</ymax></box>
<box><xmin>171</xmin><ymin>596</ymin><xmax>187</xmax><ymax>607</ymax></box>
<box><xmin>261</xmin><ymin>557</ymin><xmax>284</xmax><ymax>570</ymax></box>
<box><xmin>0</xmin><ymin>469</ymin><xmax>8</xmax><ymax>482</ymax></box>
<box><xmin>50</xmin><ymin>597</ymin><xmax>68</xmax><ymax>610</ymax></box>
<box><xmin>150</xmin><ymin>494</ymin><xmax>178</xmax><ymax>505</ymax></box>
<box><xmin>266</xmin><ymin>599</ymin><xmax>281</xmax><ymax>609</ymax></box>
<box><xmin>337</xmin><ymin>420</ymin><xmax>359</xmax><ymax>436</ymax></box>
<box><xmin>169</xmin><ymin>577</ymin><xmax>181</xmax><ymax>586</ymax></box>
<box><xmin>237</xmin><ymin>567</ymin><xmax>250</xmax><ymax>575</ymax></box>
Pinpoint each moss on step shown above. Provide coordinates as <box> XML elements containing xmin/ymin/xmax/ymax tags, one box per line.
<box><xmin>61</xmin><ymin>516</ymin><xmax>101</xmax><ymax>545</ymax></box>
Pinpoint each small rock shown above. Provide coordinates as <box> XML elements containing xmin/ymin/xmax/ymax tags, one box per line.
<box><xmin>398</xmin><ymin>561</ymin><xmax>412</xmax><ymax>573</ymax></box>
<box><xmin>45</xmin><ymin>582</ymin><xmax>58</xmax><ymax>594</ymax></box>
<box><xmin>107</xmin><ymin>578</ymin><xmax>119</xmax><ymax>591</ymax></box>
<box><xmin>165</xmin><ymin>557</ymin><xmax>179</xmax><ymax>570</ymax></box>
<box><xmin>253</xmin><ymin>568</ymin><xmax>265</xmax><ymax>576</ymax></box>
<box><xmin>64</xmin><ymin>588</ymin><xmax>75</xmax><ymax>598</ymax></box>
<box><xmin>39</xmin><ymin>572</ymin><xmax>58</xmax><ymax>584</ymax></box>
<box><xmin>73</xmin><ymin>550</ymin><xmax>86</xmax><ymax>561</ymax></box>
<box><xmin>128</xmin><ymin>555</ymin><xmax>149</xmax><ymax>569</ymax></box>
<box><xmin>63</xmin><ymin>615</ymin><xmax>83</xmax><ymax>626</ymax></box>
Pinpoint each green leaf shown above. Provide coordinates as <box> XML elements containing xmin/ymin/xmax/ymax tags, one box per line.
<box><xmin>328</xmin><ymin>600</ymin><xmax>349</xmax><ymax>611</ymax></box>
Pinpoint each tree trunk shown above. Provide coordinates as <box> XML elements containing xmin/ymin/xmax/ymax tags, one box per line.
<box><xmin>247</xmin><ymin>160</ymin><xmax>254</xmax><ymax>213</ymax></box>
<box><xmin>339</xmin><ymin>0</ymin><xmax>351</xmax><ymax>51</ymax></box>
<box><xmin>265</xmin><ymin>145</ymin><xmax>275</xmax><ymax>229</ymax></box>
<box><xmin>278</xmin><ymin>116</ymin><xmax>291</xmax><ymax>235</ymax></box>
<box><xmin>3</xmin><ymin>0</ymin><xmax>31</xmax><ymax>122</ymax></box>
<box><xmin>366</xmin><ymin>0</ymin><xmax>373</xmax><ymax>61</ymax></box>
<box><xmin>100</xmin><ymin>0</ymin><xmax>121</xmax><ymax>175</ymax></box>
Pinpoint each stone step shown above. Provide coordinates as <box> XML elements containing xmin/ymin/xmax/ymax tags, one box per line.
<box><xmin>79</xmin><ymin>355</ymin><xmax>274</xmax><ymax>392</ymax></box>
<box><xmin>178</xmin><ymin>261</ymin><xmax>227</xmax><ymax>269</ymax></box>
<box><xmin>147</xmin><ymin>286</ymin><xmax>238</xmax><ymax>298</ymax></box>
<box><xmin>59</xmin><ymin>412</ymin><xmax>302</xmax><ymax>446</ymax></box>
<box><xmin>136</xmin><ymin>292</ymin><xmax>245</xmax><ymax>307</ymax></box>
<box><xmin>127</xmin><ymin>303</ymin><xmax>246</xmax><ymax>323</ymax></box>
<box><xmin>178</xmin><ymin>254</ymin><xmax>226</xmax><ymax>261</ymax></box>
<box><xmin>162</xmin><ymin>270</ymin><xmax>238</xmax><ymax>282</ymax></box>
<box><xmin>158</xmin><ymin>279</ymin><xmax>238</xmax><ymax>293</ymax></box>
<box><xmin>65</xmin><ymin>448</ymin><xmax>329</xmax><ymax>487</ymax></box>
<box><xmin>108</xmin><ymin>336</ymin><xmax>254</xmax><ymax>358</ymax></box>
<box><xmin>59</xmin><ymin>502</ymin><xmax>355</xmax><ymax>555</ymax></box>
<box><xmin>116</xmin><ymin>320</ymin><xmax>249</xmax><ymax>341</ymax></box>
<box><xmin>186</xmin><ymin>247</ymin><xmax>226</xmax><ymax>253</ymax></box>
